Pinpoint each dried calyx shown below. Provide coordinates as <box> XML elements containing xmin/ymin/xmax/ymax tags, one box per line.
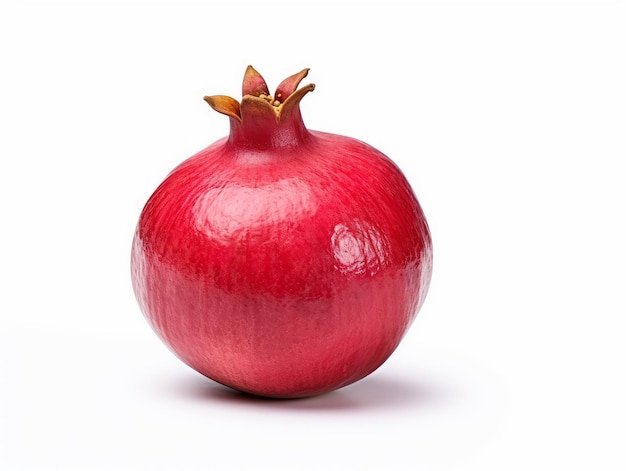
<box><xmin>204</xmin><ymin>66</ymin><xmax>315</xmax><ymax>123</ymax></box>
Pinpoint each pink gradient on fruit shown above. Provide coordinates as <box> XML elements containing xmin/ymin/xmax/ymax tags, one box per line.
<box><xmin>131</xmin><ymin>67</ymin><xmax>432</xmax><ymax>398</ymax></box>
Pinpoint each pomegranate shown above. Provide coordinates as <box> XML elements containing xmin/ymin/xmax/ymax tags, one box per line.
<box><xmin>131</xmin><ymin>66</ymin><xmax>432</xmax><ymax>398</ymax></box>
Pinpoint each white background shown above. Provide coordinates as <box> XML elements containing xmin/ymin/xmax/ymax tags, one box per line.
<box><xmin>1</xmin><ymin>2</ymin><xmax>625</xmax><ymax>470</ymax></box>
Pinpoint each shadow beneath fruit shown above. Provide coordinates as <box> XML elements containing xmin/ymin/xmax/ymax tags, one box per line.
<box><xmin>172</xmin><ymin>372</ymin><xmax>447</xmax><ymax>412</ymax></box>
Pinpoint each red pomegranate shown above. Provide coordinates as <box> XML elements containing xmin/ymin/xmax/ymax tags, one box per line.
<box><xmin>131</xmin><ymin>66</ymin><xmax>432</xmax><ymax>398</ymax></box>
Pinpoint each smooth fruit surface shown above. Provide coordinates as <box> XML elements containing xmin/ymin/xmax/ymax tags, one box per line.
<box><xmin>131</xmin><ymin>67</ymin><xmax>432</xmax><ymax>398</ymax></box>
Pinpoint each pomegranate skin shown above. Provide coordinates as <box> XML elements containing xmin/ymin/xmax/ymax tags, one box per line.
<box><xmin>131</xmin><ymin>68</ymin><xmax>432</xmax><ymax>398</ymax></box>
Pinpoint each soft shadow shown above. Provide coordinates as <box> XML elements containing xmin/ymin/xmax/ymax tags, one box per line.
<box><xmin>165</xmin><ymin>371</ymin><xmax>448</xmax><ymax>412</ymax></box>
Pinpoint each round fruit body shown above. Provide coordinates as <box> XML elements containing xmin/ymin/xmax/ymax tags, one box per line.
<box><xmin>131</xmin><ymin>67</ymin><xmax>432</xmax><ymax>398</ymax></box>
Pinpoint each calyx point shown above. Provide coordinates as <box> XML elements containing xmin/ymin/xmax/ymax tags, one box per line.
<box><xmin>204</xmin><ymin>66</ymin><xmax>315</xmax><ymax>123</ymax></box>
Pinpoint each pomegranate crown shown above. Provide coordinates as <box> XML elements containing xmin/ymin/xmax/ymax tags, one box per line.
<box><xmin>204</xmin><ymin>66</ymin><xmax>315</xmax><ymax>124</ymax></box>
